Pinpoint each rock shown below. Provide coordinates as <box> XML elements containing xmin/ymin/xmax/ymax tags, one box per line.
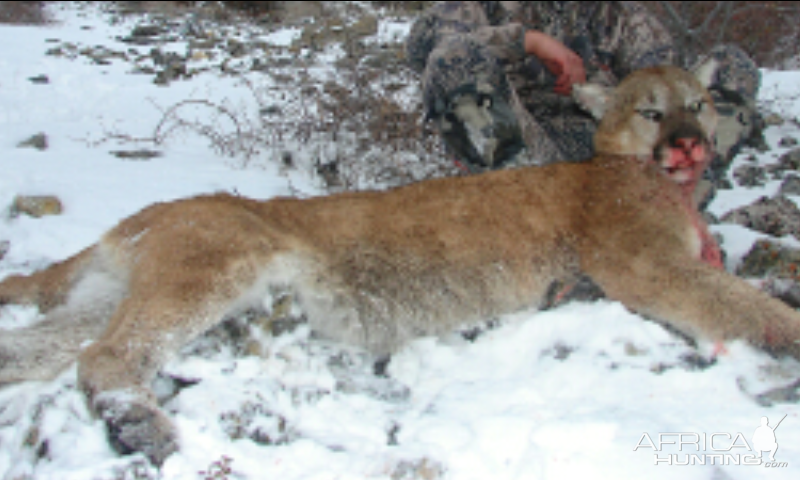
<box><xmin>119</xmin><ymin>24</ymin><xmax>169</xmax><ymax>45</ymax></box>
<box><xmin>547</xmin><ymin>343</ymin><xmax>575</xmax><ymax>361</ymax></box>
<box><xmin>17</xmin><ymin>133</ymin><xmax>48</xmax><ymax>151</ymax></box>
<box><xmin>111</xmin><ymin>150</ymin><xmax>162</xmax><ymax>161</ymax></box>
<box><xmin>763</xmin><ymin>113</ymin><xmax>786</xmax><ymax>127</ymax></box>
<box><xmin>150</xmin><ymin>48</ymin><xmax>188</xmax><ymax>85</ymax></box>
<box><xmin>82</xmin><ymin>46</ymin><xmax>128</xmax><ymax>65</ymax></box>
<box><xmin>260</xmin><ymin>105</ymin><xmax>284</xmax><ymax>117</ymax></box>
<box><xmin>779</xmin><ymin>175</ymin><xmax>800</xmax><ymax>196</ymax></box>
<box><xmin>28</xmin><ymin>74</ymin><xmax>50</xmax><ymax>85</ymax></box>
<box><xmin>154</xmin><ymin>63</ymin><xmax>187</xmax><ymax>85</ymax></box>
<box><xmin>737</xmin><ymin>240</ymin><xmax>800</xmax><ymax>280</ymax></box>
<box><xmin>734</xmin><ymin>242</ymin><xmax>800</xmax><ymax>310</ymax></box>
<box><xmin>391</xmin><ymin>459</ymin><xmax>446</xmax><ymax>480</ymax></box>
<box><xmin>752</xmin><ymin>380</ymin><xmax>800</xmax><ymax>407</ymax></box>
<box><xmin>732</xmin><ymin>164</ymin><xmax>768</xmax><ymax>188</ymax></box>
<box><xmin>779</xmin><ymin>147</ymin><xmax>800</xmax><ymax>171</ymax></box>
<box><xmin>722</xmin><ymin>196</ymin><xmax>800</xmax><ymax>240</ymax></box>
<box><xmin>131</xmin><ymin>25</ymin><xmax>165</xmax><ymax>38</ymax></box>
<box><xmin>766</xmin><ymin>163</ymin><xmax>787</xmax><ymax>181</ymax></box>
<box><xmin>780</xmin><ymin>137</ymin><xmax>799</xmax><ymax>148</ymax></box>
<box><xmin>11</xmin><ymin>196</ymin><xmax>63</xmax><ymax>218</ymax></box>
<box><xmin>226</xmin><ymin>39</ymin><xmax>248</xmax><ymax>57</ymax></box>
<box><xmin>131</xmin><ymin>65</ymin><xmax>157</xmax><ymax>76</ymax></box>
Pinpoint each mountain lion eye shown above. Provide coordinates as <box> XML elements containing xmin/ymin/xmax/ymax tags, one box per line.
<box><xmin>638</xmin><ymin>109</ymin><xmax>664</xmax><ymax>122</ymax></box>
<box><xmin>688</xmin><ymin>101</ymin><xmax>705</xmax><ymax>113</ymax></box>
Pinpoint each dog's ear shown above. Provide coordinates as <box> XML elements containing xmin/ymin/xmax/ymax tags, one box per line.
<box><xmin>573</xmin><ymin>83</ymin><xmax>614</xmax><ymax>120</ymax></box>
<box><xmin>692</xmin><ymin>57</ymin><xmax>719</xmax><ymax>90</ymax></box>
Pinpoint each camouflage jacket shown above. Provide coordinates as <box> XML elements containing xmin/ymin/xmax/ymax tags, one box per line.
<box><xmin>407</xmin><ymin>1</ymin><xmax>676</xmax><ymax>111</ymax></box>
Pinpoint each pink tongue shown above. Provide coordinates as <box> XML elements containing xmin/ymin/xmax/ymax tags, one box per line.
<box><xmin>667</xmin><ymin>145</ymin><xmax>707</xmax><ymax>171</ymax></box>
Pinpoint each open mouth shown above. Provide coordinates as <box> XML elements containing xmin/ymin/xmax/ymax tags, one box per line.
<box><xmin>657</xmin><ymin>139</ymin><xmax>711</xmax><ymax>184</ymax></box>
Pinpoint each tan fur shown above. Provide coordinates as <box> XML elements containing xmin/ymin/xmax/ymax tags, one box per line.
<box><xmin>1</xmin><ymin>66</ymin><xmax>799</xmax><ymax>465</ymax></box>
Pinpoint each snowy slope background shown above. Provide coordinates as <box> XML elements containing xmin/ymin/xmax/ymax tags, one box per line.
<box><xmin>0</xmin><ymin>3</ymin><xmax>799</xmax><ymax>479</ymax></box>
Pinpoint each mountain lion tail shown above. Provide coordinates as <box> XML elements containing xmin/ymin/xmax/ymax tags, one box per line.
<box><xmin>0</xmin><ymin>246</ymin><xmax>125</xmax><ymax>383</ymax></box>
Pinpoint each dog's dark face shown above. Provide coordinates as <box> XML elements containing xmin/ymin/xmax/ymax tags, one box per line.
<box><xmin>437</xmin><ymin>87</ymin><xmax>525</xmax><ymax>170</ymax></box>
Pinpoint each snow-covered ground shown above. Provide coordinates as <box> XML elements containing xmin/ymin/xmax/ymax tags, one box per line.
<box><xmin>0</xmin><ymin>3</ymin><xmax>799</xmax><ymax>479</ymax></box>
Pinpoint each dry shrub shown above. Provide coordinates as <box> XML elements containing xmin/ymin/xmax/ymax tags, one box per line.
<box><xmin>96</xmin><ymin>63</ymin><xmax>451</xmax><ymax>192</ymax></box>
<box><xmin>111</xmin><ymin>1</ymin><xmax>281</xmax><ymax>20</ymax></box>
<box><xmin>646</xmin><ymin>1</ymin><xmax>800</xmax><ymax>68</ymax></box>
<box><xmin>0</xmin><ymin>1</ymin><xmax>49</xmax><ymax>25</ymax></box>
<box><xmin>370</xmin><ymin>2</ymin><xmax>432</xmax><ymax>12</ymax></box>
<box><xmin>221</xmin><ymin>1</ymin><xmax>280</xmax><ymax>17</ymax></box>
<box><xmin>92</xmin><ymin>0</ymin><xmax>452</xmax><ymax>191</ymax></box>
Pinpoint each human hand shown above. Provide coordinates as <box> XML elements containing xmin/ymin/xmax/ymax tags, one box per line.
<box><xmin>524</xmin><ymin>31</ymin><xmax>586</xmax><ymax>96</ymax></box>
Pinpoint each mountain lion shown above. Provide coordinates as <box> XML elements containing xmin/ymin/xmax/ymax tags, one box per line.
<box><xmin>1</xmin><ymin>65</ymin><xmax>798</xmax><ymax>466</ymax></box>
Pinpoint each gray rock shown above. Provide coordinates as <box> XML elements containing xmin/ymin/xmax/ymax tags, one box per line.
<box><xmin>780</xmin><ymin>175</ymin><xmax>800</xmax><ymax>196</ymax></box>
<box><xmin>739</xmin><ymin>376</ymin><xmax>800</xmax><ymax>407</ymax></box>
<box><xmin>722</xmin><ymin>196</ymin><xmax>800</xmax><ymax>240</ymax></box>
<box><xmin>737</xmin><ymin>240</ymin><xmax>800</xmax><ymax>280</ymax></box>
<box><xmin>28</xmin><ymin>75</ymin><xmax>50</xmax><ymax>85</ymax></box>
<box><xmin>111</xmin><ymin>150</ymin><xmax>162</xmax><ymax>161</ymax></box>
<box><xmin>17</xmin><ymin>133</ymin><xmax>48</xmax><ymax>151</ymax></box>
<box><xmin>779</xmin><ymin>147</ymin><xmax>800</xmax><ymax>172</ymax></box>
<box><xmin>131</xmin><ymin>25</ymin><xmax>165</xmax><ymax>38</ymax></box>
<box><xmin>733</xmin><ymin>164</ymin><xmax>768</xmax><ymax>188</ymax></box>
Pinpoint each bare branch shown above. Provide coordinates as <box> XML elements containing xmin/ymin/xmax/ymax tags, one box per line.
<box><xmin>657</xmin><ymin>1</ymin><xmax>689</xmax><ymax>32</ymax></box>
<box><xmin>716</xmin><ymin>2</ymin><xmax>737</xmax><ymax>48</ymax></box>
<box><xmin>732</xmin><ymin>3</ymin><xmax>800</xmax><ymax>16</ymax></box>
<box><xmin>692</xmin><ymin>2</ymin><xmax>728</xmax><ymax>38</ymax></box>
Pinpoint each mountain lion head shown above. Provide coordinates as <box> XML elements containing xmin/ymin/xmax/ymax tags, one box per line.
<box><xmin>574</xmin><ymin>66</ymin><xmax>718</xmax><ymax>190</ymax></box>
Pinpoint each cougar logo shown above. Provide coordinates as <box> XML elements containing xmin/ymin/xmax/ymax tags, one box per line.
<box><xmin>1</xmin><ymin>66</ymin><xmax>799</xmax><ymax>466</ymax></box>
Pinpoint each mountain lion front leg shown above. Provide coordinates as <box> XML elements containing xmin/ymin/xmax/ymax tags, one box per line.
<box><xmin>588</xmin><ymin>249</ymin><xmax>800</xmax><ymax>358</ymax></box>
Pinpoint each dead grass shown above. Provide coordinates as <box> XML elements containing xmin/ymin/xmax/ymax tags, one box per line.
<box><xmin>0</xmin><ymin>1</ymin><xmax>50</xmax><ymax>25</ymax></box>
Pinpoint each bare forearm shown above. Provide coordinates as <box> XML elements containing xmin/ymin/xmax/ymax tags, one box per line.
<box><xmin>523</xmin><ymin>30</ymin><xmax>586</xmax><ymax>95</ymax></box>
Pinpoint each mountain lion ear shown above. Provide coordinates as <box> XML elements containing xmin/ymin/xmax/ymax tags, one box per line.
<box><xmin>573</xmin><ymin>83</ymin><xmax>613</xmax><ymax>120</ymax></box>
<box><xmin>692</xmin><ymin>57</ymin><xmax>719</xmax><ymax>89</ymax></box>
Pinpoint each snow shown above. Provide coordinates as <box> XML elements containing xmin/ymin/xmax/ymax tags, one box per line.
<box><xmin>0</xmin><ymin>3</ymin><xmax>799</xmax><ymax>479</ymax></box>
<box><xmin>262</xmin><ymin>28</ymin><xmax>303</xmax><ymax>48</ymax></box>
<box><xmin>759</xmin><ymin>69</ymin><xmax>800</xmax><ymax>122</ymax></box>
